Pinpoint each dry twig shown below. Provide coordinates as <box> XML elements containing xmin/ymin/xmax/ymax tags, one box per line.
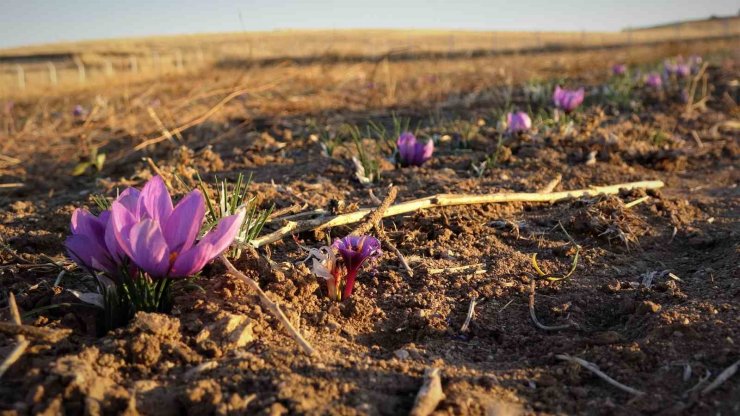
<box><xmin>701</xmin><ymin>360</ymin><xmax>740</xmax><ymax>395</ymax></box>
<box><xmin>538</xmin><ymin>174</ymin><xmax>562</xmax><ymax>193</ymax></box>
<box><xmin>410</xmin><ymin>368</ymin><xmax>445</xmax><ymax>416</ymax></box>
<box><xmin>251</xmin><ymin>180</ymin><xmax>664</xmax><ymax>248</ymax></box>
<box><xmin>0</xmin><ymin>293</ymin><xmax>29</xmax><ymax>379</ymax></box>
<box><xmin>428</xmin><ymin>263</ymin><xmax>486</xmax><ymax>275</ymax></box>
<box><xmin>220</xmin><ymin>255</ymin><xmax>315</xmax><ymax>356</ymax></box>
<box><xmin>460</xmin><ymin>297</ymin><xmax>477</xmax><ymax>332</ymax></box>
<box><xmin>375</xmin><ymin>225</ymin><xmax>413</xmax><ymax>277</ymax></box>
<box><xmin>529</xmin><ymin>280</ymin><xmax>575</xmax><ymax>331</ymax></box>
<box><xmin>349</xmin><ymin>186</ymin><xmax>397</xmax><ymax>236</ymax></box>
<box><xmin>556</xmin><ymin>354</ymin><xmax>645</xmax><ymax>396</ymax></box>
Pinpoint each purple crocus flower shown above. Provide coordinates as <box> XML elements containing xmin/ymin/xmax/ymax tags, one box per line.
<box><xmin>397</xmin><ymin>132</ymin><xmax>433</xmax><ymax>167</ymax></box>
<box><xmin>675</xmin><ymin>64</ymin><xmax>690</xmax><ymax>78</ymax></box>
<box><xmin>646</xmin><ymin>73</ymin><xmax>662</xmax><ymax>88</ymax></box>
<box><xmin>332</xmin><ymin>235</ymin><xmax>381</xmax><ymax>299</ymax></box>
<box><xmin>73</xmin><ymin>105</ymin><xmax>87</xmax><ymax>118</ymax></box>
<box><xmin>612</xmin><ymin>64</ymin><xmax>627</xmax><ymax>76</ymax></box>
<box><xmin>553</xmin><ymin>86</ymin><xmax>585</xmax><ymax>113</ymax></box>
<box><xmin>109</xmin><ymin>176</ymin><xmax>244</xmax><ymax>278</ymax></box>
<box><xmin>506</xmin><ymin>111</ymin><xmax>531</xmax><ymax>134</ymax></box>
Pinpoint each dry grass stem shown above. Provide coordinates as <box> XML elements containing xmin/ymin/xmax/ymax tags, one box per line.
<box><xmin>556</xmin><ymin>354</ymin><xmax>645</xmax><ymax>396</ymax></box>
<box><xmin>251</xmin><ymin>180</ymin><xmax>664</xmax><ymax>247</ymax></box>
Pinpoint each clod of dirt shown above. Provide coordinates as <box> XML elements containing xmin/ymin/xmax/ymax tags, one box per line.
<box><xmin>195</xmin><ymin>311</ymin><xmax>255</xmax><ymax>355</ymax></box>
<box><xmin>119</xmin><ymin>312</ymin><xmax>200</xmax><ymax>369</ymax></box>
<box><xmin>637</xmin><ymin>300</ymin><xmax>662</xmax><ymax>314</ymax></box>
<box><xmin>41</xmin><ymin>346</ymin><xmax>131</xmax><ymax>415</ymax></box>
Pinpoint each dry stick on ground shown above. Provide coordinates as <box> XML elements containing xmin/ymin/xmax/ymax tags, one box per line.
<box><xmin>251</xmin><ymin>180</ymin><xmax>665</xmax><ymax>248</ymax></box>
<box><xmin>538</xmin><ymin>174</ymin><xmax>562</xmax><ymax>193</ymax></box>
<box><xmin>0</xmin><ymin>293</ymin><xmax>30</xmax><ymax>379</ymax></box>
<box><xmin>410</xmin><ymin>368</ymin><xmax>446</xmax><ymax>416</ymax></box>
<box><xmin>349</xmin><ymin>186</ymin><xmax>398</xmax><ymax>236</ymax></box>
<box><xmin>556</xmin><ymin>354</ymin><xmax>645</xmax><ymax>396</ymax></box>
<box><xmin>701</xmin><ymin>359</ymin><xmax>740</xmax><ymax>396</ymax></box>
<box><xmin>529</xmin><ymin>280</ymin><xmax>575</xmax><ymax>331</ymax></box>
<box><xmin>460</xmin><ymin>297</ymin><xmax>478</xmax><ymax>332</ymax></box>
<box><xmin>427</xmin><ymin>263</ymin><xmax>486</xmax><ymax>275</ymax></box>
<box><xmin>220</xmin><ymin>255</ymin><xmax>316</xmax><ymax>356</ymax></box>
<box><xmin>374</xmin><ymin>225</ymin><xmax>413</xmax><ymax>278</ymax></box>
<box><xmin>0</xmin><ymin>322</ymin><xmax>71</xmax><ymax>343</ymax></box>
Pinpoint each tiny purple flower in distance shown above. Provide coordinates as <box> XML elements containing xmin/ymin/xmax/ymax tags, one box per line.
<box><xmin>612</xmin><ymin>64</ymin><xmax>627</xmax><ymax>76</ymax></box>
<box><xmin>73</xmin><ymin>105</ymin><xmax>87</xmax><ymax>117</ymax></box>
<box><xmin>110</xmin><ymin>176</ymin><xmax>244</xmax><ymax>278</ymax></box>
<box><xmin>506</xmin><ymin>111</ymin><xmax>531</xmax><ymax>134</ymax></box>
<box><xmin>646</xmin><ymin>73</ymin><xmax>662</xmax><ymax>88</ymax></box>
<box><xmin>675</xmin><ymin>63</ymin><xmax>690</xmax><ymax>78</ymax></box>
<box><xmin>332</xmin><ymin>235</ymin><xmax>381</xmax><ymax>299</ymax></box>
<box><xmin>553</xmin><ymin>86</ymin><xmax>585</xmax><ymax>113</ymax></box>
<box><xmin>397</xmin><ymin>132</ymin><xmax>434</xmax><ymax>167</ymax></box>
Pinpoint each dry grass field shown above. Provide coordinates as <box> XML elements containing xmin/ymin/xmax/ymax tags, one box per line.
<box><xmin>1</xmin><ymin>15</ymin><xmax>738</xmax><ymax>96</ymax></box>
<box><xmin>0</xmin><ymin>15</ymin><xmax>739</xmax><ymax>416</ymax></box>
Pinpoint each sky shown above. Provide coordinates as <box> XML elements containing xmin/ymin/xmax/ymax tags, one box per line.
<box><xmin>0</xmin><ymin>0</ymin><xmax>737</xmax><ymax>48</ymax></box>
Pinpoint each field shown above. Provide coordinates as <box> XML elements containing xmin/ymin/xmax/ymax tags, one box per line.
<box><xmin>0</xmin><ymin>20</ymin><xmax>739</xmax><ymax>415</ymax></box>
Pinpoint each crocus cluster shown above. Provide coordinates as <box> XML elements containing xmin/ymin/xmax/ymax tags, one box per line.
<box><xmin>506</xmin><ymin>111</ymin><xmax>531</xmax><ymax>134</ymax></box>
<box><xmin>664</xmin><ymin>58</ymin><xmax>690</xmax><ymax>78</ymax></box>
<box><xmin>552</xmin><ymin>86</ymin><xmax>585</xmax><ymax>113</ymax></box>
<box><xmin>66</xmin><ymin>176</ymin><xmax>244</xmax><ymax>279</ymax></box>
<box><xmin>612</xmin><ymin>64</ymin><xmax>627</xmax><ymax>76</ymax></box>
<box><xmin>396</xmin><ymin>132</ymin><xmax>434</xmax><ymax>167</ymax></box>
<box><xmin>645</xmin><ymin>73</ymin><xmax>662</xmax><ymax>88</ymax></box>
<box><xmin>311</xmin><ymin>235</ymin><xmax>381</xmax><ymax>301</ymax></box>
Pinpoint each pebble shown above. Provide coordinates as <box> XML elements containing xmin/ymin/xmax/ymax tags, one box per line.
<box><xmin>394</xmin><ymin>349</ymin><xmax>410</xmax><ymax>360</ymax></box>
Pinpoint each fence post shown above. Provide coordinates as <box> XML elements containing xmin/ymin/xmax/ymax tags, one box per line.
<box><xmin>174</xmin><ymin>49</ymin><xmax>184</xmax><ymax>73</ymax></box>
<box><xmin>152</xmin><ymin>51</ymin><xmax>161</xmax><ymax>73</ymax></box>
<box><xmin>74</xmin><ymin>57</ymin><xmax>86</xmax><ymax>83</ymax></box>
<box><xmin>104</xmin><ymin>59</ymin><xmax>114</xmax><ymax>77</ymax></box>
<box><xmin>15</xmin><ymin>65</ymin><xmax>25</xmax><ymax>90</ymax></box>
<box><xmin>46</xmin><ymin>62</ymin><xmax>58</xmax><ymax>85</ymax></box>
<box><xmin>130</xmin><ymin>55</ymin><xmax>139</xmax><ymax>73</ymax></box>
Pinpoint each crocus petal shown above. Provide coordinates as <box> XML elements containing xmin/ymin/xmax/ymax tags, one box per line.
<box><xmin>115</xmin><ymin>187</ymin><xmax>141</xmax><ymax>216</ymax></box>
<box><xmin>137</xmin><ymin>176</ymin><xmax>173</xmax><ymax>222</ymax></box>
<box><xmin>164</xmin><ymin>190</ymin><xmax>205</xmax><ymax>253</ymax></box>
<box><xmin>110</xmin><ymin>201</ymin><xmax>138</xmax><ymax>259</ymax></box>
<box><xmin>127</xmin><ymin>219</ymin><xmax>170</xmax><ymax>277</ymax></box>
<box><xmin>70</xmin><ymin>209</ymin><xmax>105</xmax><ymax>237</ymax></box>
<box><xmin>170</xmin><ymin>210</ymin><xmax>245</xmax><ymax>277</ymax></box>
<box><xmin>65</xmin><ymin>234</ymin><xmax>115</xmax><ymax>273</ymax></box>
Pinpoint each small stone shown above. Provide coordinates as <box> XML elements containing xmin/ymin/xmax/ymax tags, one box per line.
<box><xmin>394</xmin><ymin>349</ymin><xmax>410</xmax><ymax>360</ymax></box>
<box><xmin>637</xmin><ymin>300</ymin><xmax>661</xmax><ymax>314</ymax></box>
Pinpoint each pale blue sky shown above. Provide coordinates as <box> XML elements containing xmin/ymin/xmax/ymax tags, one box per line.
<box><xmin>0</xmin><ymin>0</ymin><xmax>737</xmax><ymax>48</ymax></box>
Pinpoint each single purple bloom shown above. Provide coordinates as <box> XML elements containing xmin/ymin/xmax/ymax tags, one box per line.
<box><xmin>506</xmin><ymin>111</ymin><xmax>531</xmax><ymax>134</ymax></box>
<box><xmin>332</xmin><ymin>235</ymin><xmax>381</xmax><ymax>299</ymax></box>
<box><xmin>73</xmin><ymin>105</ymin><xmax>87</xmax><ymax>118</ymax></box>
<box><xmin>645</xmin><ymin>73</ymin><xmax>662</xmax><ymax>88</ymax></box>
<box><xmin>553</xmin><ymin>86</ymin><xmax>585</xmax><ymax>113</ymax></box>
<box><xmin>397</xmin><ymin>132</ymin><xmax>433</xmax><ymax>167</ymax></box>
<box><xmin>612</xmin><ymin>64</ymin><xmax>627</xmax><ymax>76</ymax></box>
<box><xmin>675</xmin><ymin>64</ymin><xmax>691</xmax><ymax>78</ymax></box>
<box><xmin>109</xmin><ymin>176</ymin><xmax>245</xmax><ymax>278</ymax></box>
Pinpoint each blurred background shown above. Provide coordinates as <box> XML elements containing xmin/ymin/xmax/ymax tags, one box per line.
<box><xmin>1</xmin><ymin>0</ymin><xmax>738</xmax><ymax>96</ymax></box>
